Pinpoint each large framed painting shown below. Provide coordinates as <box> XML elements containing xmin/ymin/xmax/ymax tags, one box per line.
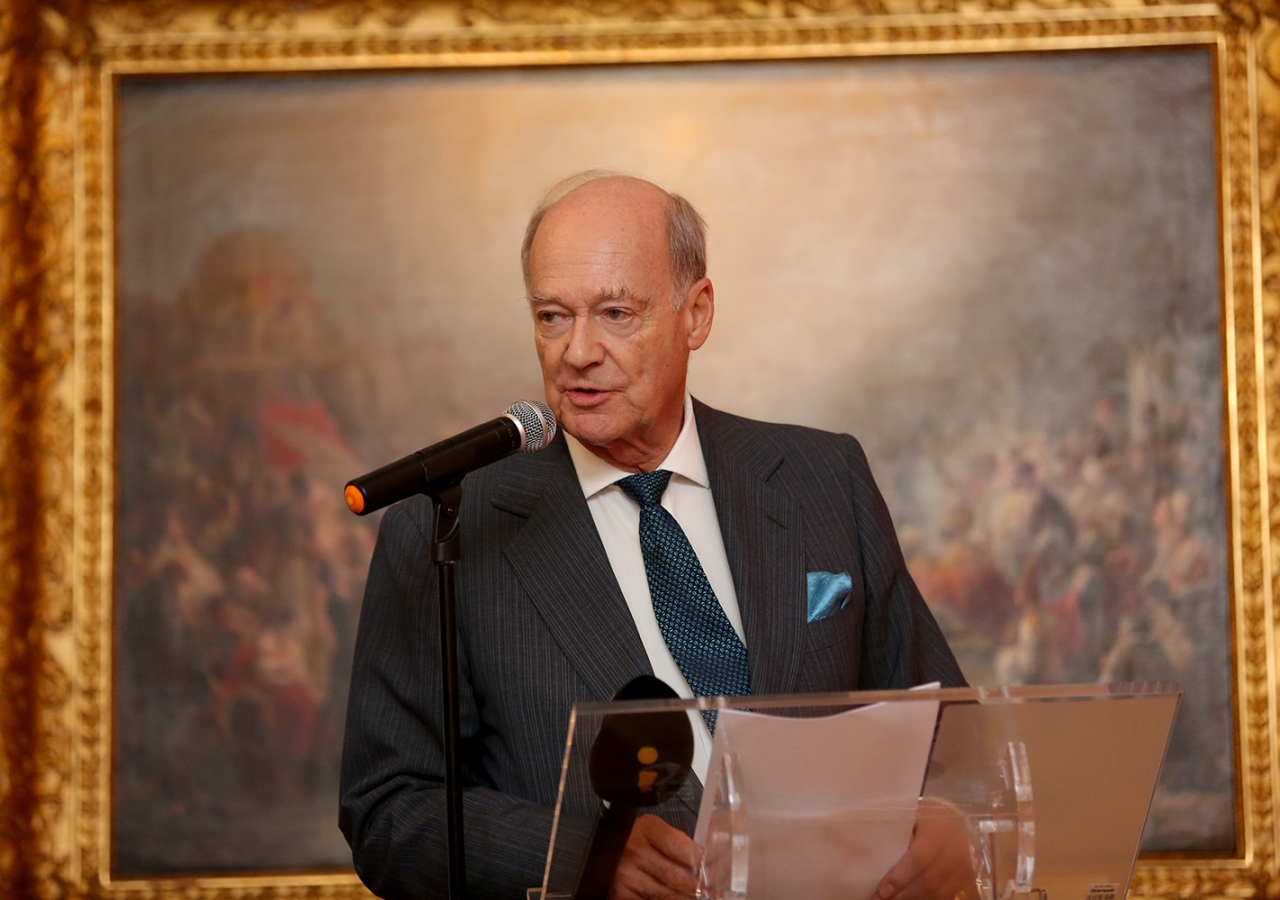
<box><xmin>1</xmin><ymin>0</ymin><xmax>1278</xmax><ymax>898</ymax></box>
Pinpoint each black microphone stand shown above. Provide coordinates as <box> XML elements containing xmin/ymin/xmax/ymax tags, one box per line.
<box><xmin>430</xmin><ymin>483</ymin><xmax>467</xmax><ymax>900</ymax></box>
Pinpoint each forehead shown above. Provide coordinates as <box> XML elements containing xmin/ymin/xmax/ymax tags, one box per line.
<box><xmin>528</xmin><ymin>181</ymin><xmax>671</xmax><ymax>294</ymax></box>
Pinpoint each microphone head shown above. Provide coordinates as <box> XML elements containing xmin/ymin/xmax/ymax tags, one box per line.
<box><xmin>505</xmin><ymin>399</ymin><xmax>557</xmax><ymax>452</ymax></box>
<box><xmin>589</xmin><ymin>676</ymin><xmax>693</xmax><ymax>808</ymax></box>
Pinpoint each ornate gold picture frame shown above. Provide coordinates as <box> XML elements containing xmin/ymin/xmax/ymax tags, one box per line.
<box><xmin>1</xmin><ymin>0</ymin><xmax>1277</xmax><ymax>897</ymax></box>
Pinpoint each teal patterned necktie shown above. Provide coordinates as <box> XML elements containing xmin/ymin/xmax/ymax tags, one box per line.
<box><xmin>615</xmin><ymin>469</ymin><xmax>751</xmax><ymax>732</ymax></box>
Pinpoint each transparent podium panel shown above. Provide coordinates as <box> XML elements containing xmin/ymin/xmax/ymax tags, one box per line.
<box><xmin>537</xmin><ymin>683</ymin><xmax>1179</xmax><ymax>900</ymax></box>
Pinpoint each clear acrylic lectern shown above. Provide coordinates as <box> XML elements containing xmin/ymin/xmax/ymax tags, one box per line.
<box><xmin>531</xmin><ymin>683</ymin><xmax>1179</xmax><ymax>900</ymax></box>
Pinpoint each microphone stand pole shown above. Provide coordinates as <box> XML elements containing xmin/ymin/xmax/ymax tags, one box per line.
<box><xmin>430</xmin><ymin>483</ymin><xmax>467</xmax><ymax>900</ymax></box>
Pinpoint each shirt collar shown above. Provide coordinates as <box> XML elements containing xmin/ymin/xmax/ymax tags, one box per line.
<box><xmin>565</xmin><ymin>393</ymin><xmax>710</xmax><ymax>499</ymax></box>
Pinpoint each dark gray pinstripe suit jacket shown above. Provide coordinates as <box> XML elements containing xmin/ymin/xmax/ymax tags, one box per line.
<box><xmin>339</xmin><ymin>400</ymin><xmax>964</xmax><ymax>900</ymax></box>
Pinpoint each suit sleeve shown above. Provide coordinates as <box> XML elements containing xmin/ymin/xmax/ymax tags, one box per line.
<box><xmin>338</xmin><ymin>502</ymin><xmax>590</xmax><ymax>900</ymax></box>
<box><xmin>844</xmin><ymin>436</ymin><xmax>968</xmax><ymax>690</ymax></box>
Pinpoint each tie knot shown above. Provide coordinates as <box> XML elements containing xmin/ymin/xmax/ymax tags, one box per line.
<box><xmin>615</xmin><ymin>469</ymin><xmax>673</xmax><ymax>508</ymax></box>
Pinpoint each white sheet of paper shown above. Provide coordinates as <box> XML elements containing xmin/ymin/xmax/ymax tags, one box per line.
<box><xmin>694</xmin><ymin>689</ymin><xmax>940</xmax><ymax>900</ymax></box>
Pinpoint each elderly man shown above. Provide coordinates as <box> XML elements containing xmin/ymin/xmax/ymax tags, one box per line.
<box><xmin>340</xmin><ymin>172</ymin><xmax>965</xmax><ymax>900</ymax></box>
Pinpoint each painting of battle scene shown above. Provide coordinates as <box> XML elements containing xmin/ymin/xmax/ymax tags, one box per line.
<box><xmin>873</xmin><ymin>339</ymin><xmax>1230</xmax><ymax>852</ymax></box>
<box><xmin>113</xmin><ymin>47</ymin><xmax>1227</xmax><ymax>874</ymax></box>
<box><xmin>115</xmin><ymin>231</ymin><xmax>378</xmax><ymax>873</ymax></box>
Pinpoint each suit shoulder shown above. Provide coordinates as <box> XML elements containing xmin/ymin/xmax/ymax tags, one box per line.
<box><xmin>376</xmin><ymin>493</ymin><xmax>434</xmax><ymax>540</ymax></box>
<box><xmin>459</xmin><ymin>431</ymin><xmax>576</xmax><ymax>516</ymax></box>
<box><xmin>695</xmin><ymin>400</ymin><xmax>869</xmax><ymax>463</ymax></box>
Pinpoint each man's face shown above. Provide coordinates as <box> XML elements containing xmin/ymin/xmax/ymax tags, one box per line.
<box><xmin>527</xmin><ymin>179</ymin><xmax>713</xmax><ymax>472</ymax></box>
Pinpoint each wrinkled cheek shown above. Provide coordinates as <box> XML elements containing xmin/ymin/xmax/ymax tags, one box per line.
<box><xmin>534</xmin><ymin>343</ymin><xmax>560</xmax><ymax>380</ymax></box>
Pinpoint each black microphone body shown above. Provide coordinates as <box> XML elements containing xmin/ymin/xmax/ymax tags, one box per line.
<box><xmin>571</xmin><ymin>676</ymin><xmax>694</xmax><ymax>900</ymax></box>
<box><xmin>573</xmin><ymin>803</ymin><xmax>639</xmax><ymax>900</ymax></box>
<box><xmin>353</xmin><ymin>416</ymin><xmax>520</xmax><ymax>511</ymax></box>
<box><xmin>344</xmin><ymin>400</ymin><xmax>555</xmax><ymax>515</ymax></box>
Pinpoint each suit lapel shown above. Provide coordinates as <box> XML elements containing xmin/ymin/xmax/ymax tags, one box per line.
<box><xmin>697</xmin><ymin>402</ymin><xmax>807</xmax><ymax>697</ymax></box>
<box><xmin>496</xmin><ymin>432</ymin><xmax>726</xmax><ymax>821</ymax></box>
<box><xmin>496</xmin><ymin>438</ymin><xmax>653</xmax><ymax>704</ymax></box>
<box><xmin>499</xmin><ymin>413</ymin><xmax>806</xmax><ymax>819</ymax></box>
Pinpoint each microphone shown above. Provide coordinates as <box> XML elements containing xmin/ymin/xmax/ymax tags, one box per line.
<box><xmin>571</xmin><ymin>676</ymin><xmax>694</xmax><ymax>900</ymax></box>
<box><xmin>343</xmin><ymin>400</ymin><xmax>557</xmax><ymax>515</ymax></box>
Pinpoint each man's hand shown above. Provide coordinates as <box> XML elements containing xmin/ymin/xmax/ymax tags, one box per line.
<box><xmin>873</xmin><ymin>801</ymin><xmax>976</xmax><ymax>900</ymax></box>
<box><xmin>608</xmin><ymin>814</ymin><xmax>702</xmax><ymax>900</ymax></box>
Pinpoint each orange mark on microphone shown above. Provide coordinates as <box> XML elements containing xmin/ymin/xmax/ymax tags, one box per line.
<box><xmin>344</xmin><ymin>484</ymin><xmax>365</xmax><ymax>514</ymax></box>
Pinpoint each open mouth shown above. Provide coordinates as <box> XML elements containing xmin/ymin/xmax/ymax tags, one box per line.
<box><xmin>566</xmin><ymin>387</ymin><xmax>609</xmax><ymax>404</ymax></box>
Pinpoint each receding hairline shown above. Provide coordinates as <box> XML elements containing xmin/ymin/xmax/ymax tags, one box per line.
<box><xmin>520</xmin><ymin>170</ymin><xmax>707</xmax><ymax>303</ymax></box>
<box><xmin>522</xmin><ymin>172</ymin><xmax>665</xmax><ymax>273</ymax></box>
<box><xmin>542</xmin><ymin>170</ymin><xmax>661</xmax><ymax>209</ymax></box>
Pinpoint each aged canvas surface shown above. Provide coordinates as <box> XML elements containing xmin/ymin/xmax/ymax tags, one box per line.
<box><xmin>114</xmin><ymin>47</ymin><xmax>1225</xmax><ymax>873</ymax></box>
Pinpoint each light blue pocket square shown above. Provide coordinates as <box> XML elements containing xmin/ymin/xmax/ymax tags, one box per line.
<box><xmin>807</xmin><ymin>571</ymin><xmax>853</xmax><ymax>624</ymax></box>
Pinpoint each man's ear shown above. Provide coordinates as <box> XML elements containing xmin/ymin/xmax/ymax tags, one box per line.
<box><xmin>683</xmin><ymin>278</ymin><xmax>714</xmax><ymax>351</ymax></box>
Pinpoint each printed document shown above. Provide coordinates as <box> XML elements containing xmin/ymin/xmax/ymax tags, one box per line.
<box><xmin>694</xmin><ymin>690</ymin><xmax>940</xmax><ymax>900</ymax></box>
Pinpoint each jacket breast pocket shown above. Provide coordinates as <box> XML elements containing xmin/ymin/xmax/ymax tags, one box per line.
<box><xmin>805</xmin><ymin>600</ymin><xmax>859</xmax><ymax>650</ymax></box>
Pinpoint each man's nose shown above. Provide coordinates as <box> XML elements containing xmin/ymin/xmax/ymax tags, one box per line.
<box><xmin>563</xmin><ymin>315</ymin><xmax>603</xmax><ymax>368</ymax></box>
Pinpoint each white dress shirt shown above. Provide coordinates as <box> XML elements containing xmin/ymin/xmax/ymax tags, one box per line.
<box><xmin>565</xmin><ymin>393</ymin><xmax>744</xmax><ymax>784</ymax></box>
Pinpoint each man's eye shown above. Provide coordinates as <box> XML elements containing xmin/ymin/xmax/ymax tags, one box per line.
<box><xmin>604</xmin><ymin>308</ymin><xmax>630</xmax><ymax>322</ymax></box>
<box><xmin>538</xmin><ymin>311</ymin><xmax>561</xmax><ymax>324</ymax></box>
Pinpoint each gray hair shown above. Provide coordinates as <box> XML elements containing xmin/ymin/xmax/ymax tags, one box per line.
<box><xmin>520</xmin><ymin>169</ymin><xmax>708</xmax><ymax>306</ymax></box>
